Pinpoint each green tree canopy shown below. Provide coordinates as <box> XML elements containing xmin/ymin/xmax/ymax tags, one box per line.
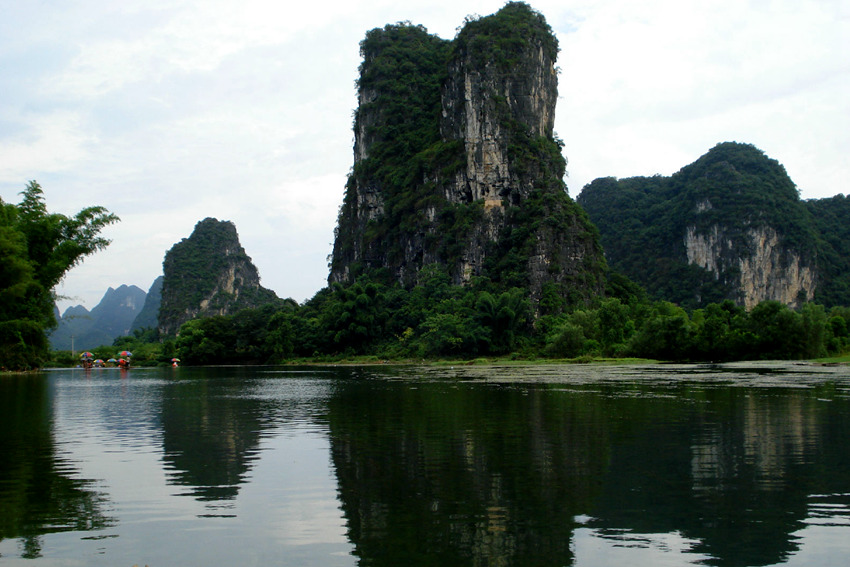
<box><xmin>0</xmin><ymin>181</ymin><xmax>118</xmax><ymax>369</ymax></box>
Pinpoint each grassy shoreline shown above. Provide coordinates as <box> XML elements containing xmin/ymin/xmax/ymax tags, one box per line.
<box><xmin>276</xmin><ymin>355</ymin><xmax>660</xmax><ymax>367</ymax></box>
<box><xmin>21</xmin><ymin>351</ymin><xmax>850</xmax><ymax>373</ymax></box>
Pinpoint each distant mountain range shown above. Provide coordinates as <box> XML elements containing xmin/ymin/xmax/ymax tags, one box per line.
<box><xmin>50</xmin><ymin>284</ymin><xmax>149</xmax><ymax>351</ymax></box>
<box><xmin>130</xmin><ymin>276</ymin><xmax>163</xmax><ymax>333</ymax></box>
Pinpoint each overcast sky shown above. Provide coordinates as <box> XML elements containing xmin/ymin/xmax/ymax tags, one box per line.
<box><xmin>2</xmin><ymin>0</ymin><xmax>847</xmax><ymax>313</ymax></box>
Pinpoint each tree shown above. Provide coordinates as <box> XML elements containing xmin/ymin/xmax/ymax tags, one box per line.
<box><xmin>800</xmin><ymin>302</ymin><xmax>828</xmax><ymax>359</ymax></box>
<box><xmin>691</xmin><ymin>300</ymin><xmax>748</xmax><ymax>361</ymax></box>
<box><xmin>545</xmin><ymin>321</ymin><xmax>585</xmax><ymax>358</ymax></box>
<box><xmin>627</xmin><ymin>302</ymin><xmax>693</xmax><ymax>361</ymax></box>
<box><xmin>748</xmin><ymin>300</ymin><xmax>805</xmax><ymax>359</ymax></box>
<box><xmin>597</xmin><ymin>298</ymin><xmax>634</xmax><ymax>354</ymax></box>
<box><xmin>419</xmin><ymin>312</ymin><xmax>474</xmax><ymax>357</ymax></box>
<box><xmin>474</xmin><ymin>288</ymin><xmax>529</xmax><ymax>354</ymax></box>
<box><xmin>0</xmin><ymin>181</ymin><xmax>118</xmax><ymax>369</ymax></box>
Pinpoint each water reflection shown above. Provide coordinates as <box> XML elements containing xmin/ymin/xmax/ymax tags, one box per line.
<box><xmin>0</xmin><ymin>374</ymin><xmax>114</xmax><ymax>558</ymax></box>
<box><xmin>160</xmin><ymin>367</ymin><xmax>337</xmax><ymax>507</ymax></box>
<box><xmin>326</xmin><ymin>366</ymin><xmax>850</xmax><ymax>567</ymax></box>
<box><xmin>586</xmin><ymin>387</ymin><xmax>823</xmax><ymax>566</ymax></box>
<box><xmin>2</xmin><ymin>364</ymin><xmax>850</xmax><ymax>566</ymax></box>
<box><xmin>160</xmin><ymin>373</ymin><xmax>267</xmax><ymax>503</ymax></box>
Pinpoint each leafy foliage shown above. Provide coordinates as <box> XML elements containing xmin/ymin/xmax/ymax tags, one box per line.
<box><xmin>455</xmin><ymin>2</ymin><xmax>558</xmax><ymax>69</ymax></box>
<box><xmin>159</xmin><ymin>266</ymin><xmax>850</xmax><ymax>365</ymax></box>
<box><xmin>806</xmin><ymin>194</ymin><xmax>850</xmax><ymax>306</ymax></box>
<box><xmin>541</xmin><ymin>296</ymin><xmax>849</xmax><ymax>362</ymax></box>
<box><xmin>1</xmin><ymin>181</ymin><xmax>117</xmax><ymax>369</ymax></box>
<box><xmin>164</xmin><ymin>266</ymin><xmax>536</xmax><ymax>363</ymax></box>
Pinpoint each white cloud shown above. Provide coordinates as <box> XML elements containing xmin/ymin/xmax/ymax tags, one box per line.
<box><xmin>557</xmin><ymin>0</ymin><xmax>850</xmax><ymax>196</ymax></box>
<box><xmin>0</xmin><ymin>111</ymin><xmax>96</xmax><ymax>180</ymax></box>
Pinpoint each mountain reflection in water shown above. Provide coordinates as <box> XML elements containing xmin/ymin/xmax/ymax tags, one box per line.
<box><xmin>0</xmin><ymin>362</ymin><xmax>848</xmax><ymax>566</ymax></box>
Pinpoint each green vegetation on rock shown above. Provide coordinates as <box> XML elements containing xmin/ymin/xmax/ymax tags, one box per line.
<box><xmin>578</xmin><ymin>142</ymin><xmax>820</xmax><ymax>309</ymax></box>
<box><xmin>331</xmin><ymin>2</ymin><xmax>606</xmax><ymax>308</ymax></box>
<box><xmin>455</xmin><ymin>1</ymin><xmax>559</xmax><ymax>69</ymax></box>
<box><xmin>158</xmin><ymin>218</ymin><xmax>280</xmax><ymax>336</ymax></box>
<box><xmin>806</xmin><ymin>194</ymin><xmax>850</xmax><ymax>306</ymax></box>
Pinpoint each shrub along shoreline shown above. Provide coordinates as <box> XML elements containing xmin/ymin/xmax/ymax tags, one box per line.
<box><xmin>42</xmin><ymin>266</ymin><xmax>850</xmax><ymax>369</ymax></box>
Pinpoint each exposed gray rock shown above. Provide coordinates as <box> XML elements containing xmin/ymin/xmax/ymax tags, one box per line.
<box><xmin>329</xmin><ymin>4</ymin><xmax>605</xmax><ymax>310</ymax></box>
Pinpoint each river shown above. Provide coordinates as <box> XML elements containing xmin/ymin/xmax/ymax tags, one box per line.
<box><xmin>1</xmin><ymin>362</ymin><xmax>849</xmax><ymax>566</ymax></box>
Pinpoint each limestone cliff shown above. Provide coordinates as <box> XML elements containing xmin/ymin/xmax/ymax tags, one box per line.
<box><xmin>684</xmin><ymin>224</ymin><xmax>815</xmax><ymax>309</ymax></box>
<box><xmin>578</xmin><ymin>142</ymin><xmax>819</xmax><ymax>309</ymax></box>
<box><xmin>329</xmin><ymin>2</ymin><xmax>606</xmax><ymax>311</ymax></box>
<box><xmin>158</xmin><ymin>218</ymin><xmax>278</xmax><ymax>336</ymax></box>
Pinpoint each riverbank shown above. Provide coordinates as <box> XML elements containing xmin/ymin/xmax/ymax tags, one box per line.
<box><xmin>280</xmin><ymin>351</ymin><xmax>850</xmax><ymax>367</ymax></box>
<box><xmin>269</xmin><ymin>354</ymin><xmax>661</xmax><ymax>367</ymax></box>
<box><xmin>32</xmin><ymin>349</ymin><xmax>850</xmax><ymax>372</ymax></box>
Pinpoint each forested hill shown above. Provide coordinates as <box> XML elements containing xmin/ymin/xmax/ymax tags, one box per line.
<box><xmin>804</xmin><ymin>195</ymin><xmax>850</xmax><ymax>307</ymax></box>
<box><xmin>157</xmin><ymin>218</ymin><xmax>279</xmax><ymax>336</ymax></box>
<box><xmin>577</xmin><ymin>141</ymin><xmax>849</xmax><ymax>309</ymax></box>
<box><xmin>329</xmin><ymin>1</ymin><xmax>606</xmax><ymax>313</ymax></box>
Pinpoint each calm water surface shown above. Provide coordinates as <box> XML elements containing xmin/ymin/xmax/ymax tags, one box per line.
<box><xmin>2</xmin><ymin>363</ymin><xmax>850</xmax><ymax>566</ymax></box>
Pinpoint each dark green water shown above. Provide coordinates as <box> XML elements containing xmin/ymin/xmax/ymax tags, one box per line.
<box><xmin>1</xmin><ymin>363</ymin><xmax>850</xmax><ymax>566</ymax></box>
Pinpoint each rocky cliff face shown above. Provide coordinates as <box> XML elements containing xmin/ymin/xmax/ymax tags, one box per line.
<box><xmin>158</xmin><ymin>218</ymin><xmax>278</xmax><ymax>336</ymax></box>
<box><xmin>329</xmin><ymin>2</ymin><xmax>606</xmax><ymax>311</ymax></box>
<box><xmin>684</xmin><ymin>224</ymin><xmax>815</xmax><ymax>309</ymax></box>
<box><xmin>578</xmin><ymin>142</ymin><xmax>819</xmax><ymax>309</ymax></box>
<box><xmin>440</xmin><ymin>32</ymin><xmax>557</xmax><ymax>206</ymax></box>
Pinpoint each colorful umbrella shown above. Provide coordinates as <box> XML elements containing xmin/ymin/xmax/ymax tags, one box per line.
<box><xmin>80</xmin><ymin>352</ymin><xmax>93</xmax><ymax>359</ymax></box>
<box><xmin>107</xmin><ymin>358</ymin><xmax>117</xmax><ymax>363</ymax></box>
<box><xmin>171</xmin><ymin>358</ymin><xmax>181</xmax><ymax>362</ymax></box>
<box><xmin>119</xmin><ymin>351</ymin><xmax>133</xmax><ymax>357</ymax></box>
